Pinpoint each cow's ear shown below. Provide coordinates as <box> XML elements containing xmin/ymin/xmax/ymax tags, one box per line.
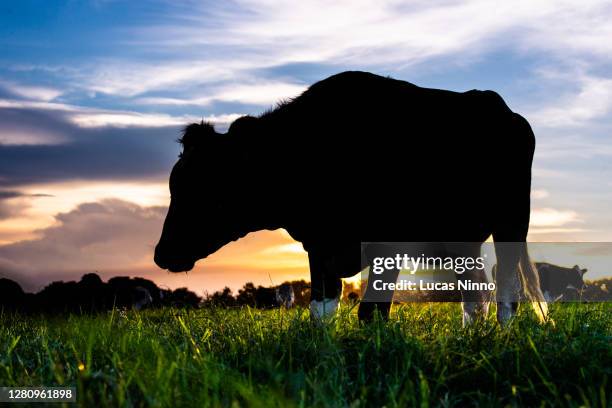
<box><xmin>228</xmin><ymin>115</ymin><xmax>260</xmax><ymax>136</ymax></box>
<box><xmin>179</xmin><ymin>121</ymin><xmax>218</xmax><ymax>152</ymax></box>
<box><xmin>580</xmin><ymin>268</ymin><xmax>588</xmax><ymax>276</ymax></box>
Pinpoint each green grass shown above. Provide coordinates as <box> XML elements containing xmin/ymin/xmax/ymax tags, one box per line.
<box><xmin>1</xmin><ymin>303</ymin><xmax>610</xmax><ymax>407</ymax></box>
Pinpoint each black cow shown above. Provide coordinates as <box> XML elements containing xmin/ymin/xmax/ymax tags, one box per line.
<box><xmin>493</xmin><ymin>263</ymin><xmax>587</xmax><ymax>302</ymax></box>
<box><xmin>154</xmin><ymin>71</ymin><xmax>546</xmax><ymax>324</ymax></box>
<box><xmin>107</xmin><ymin>276</ymin><xmax>162</xmax><ymax>308</ymax></box>
<box><xmin>276</xmin><ymin>283</ymin><xmax>295</xmax><ymax>308</ymax></box>
<box><xmin>536</xmin><ymin>263</ymin><xmax>587</xmax><ymax>302</ymax></box>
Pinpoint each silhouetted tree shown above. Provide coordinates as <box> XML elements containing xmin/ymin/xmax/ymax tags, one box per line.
<box><xmin>169</xmin><ymin>287</ymin><xmax>202</xmax><ymax>308</ymax></box>
<box><xmin>236</xmin><ymin>282</ymin><xmax>257</xmax><ymax>306</ymax></box>
<box><xmin>207</xmin><ymin>287</ymin><xmax>236</xmax><ymax>307</ymax></box>
<box><xmin>0</xmin><ymin>278</ymin><xmax>25</xmax><ymax>311</ymax></box>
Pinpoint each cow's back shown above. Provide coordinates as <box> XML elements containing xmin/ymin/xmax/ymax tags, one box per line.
<box><xmin>255</xmin><ymin>72</ymin><xmax>528</xmax><ymax>257</ymax></box>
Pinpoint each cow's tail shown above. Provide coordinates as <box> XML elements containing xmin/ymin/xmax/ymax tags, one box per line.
<box><xmin>518</xmin><ymin>243</ymin><xmax>548</xmax><ymax>322</ymax></box>
<box><xmin>495</xmin><ymin>113</ymin><xmax>548</xmax><ymax>322</ymax></box>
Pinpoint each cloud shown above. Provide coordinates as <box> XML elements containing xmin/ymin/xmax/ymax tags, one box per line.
<box><xmin>0</xmin><ymin>80</ymin><xmax>62</xmax><ymax>102</ymax></box>
<box><xmin>528</xmin><ymin>207</ymin><xmax>592</xmax><ymax>240</ymax></box>
<box><xmin>71</xmin><ymin>62</ymin><xmax>236</xmax><ymax>97</ymax></box>
<box><xmin>138</xmin><ymin>81</ymin><xmax>306</xmax><ymax>107</ymax></box>
<box><xmin>0</xmin><ymin>191</ymin><xmax>24</xmax><ymax>220</ymax></box>
<box><xmin>0</xmin><ymin>98</ymin><xmax>234</xmax><ymax>129</ymax></box>
<box><xmin>0</xmin><ymin>107</ymin><xmax>182</xmax><ymax>187</ymax></box>
<box><xmin>0</xmin><ymin>199</ymin><xmax>166</xmax><ymax>291</ymax></box>
<box><xmin>535</xmin><ymin>133</ymin><xmax>612</xmax><ymax>160</ymax></box>
<box><xmin>0</xmin><ymin>191</ymin><xmax>25</xmax><ymax>200</ymax></box>
<box><xmin>0</xmin><ymin>128</ymin><xmax>69</xmax><ymax>146</ymax></box>
<box><xmin>573</xmin><ymin>243</ymin><xmax>612</xmax><ymax>256</ymax></box>
<box><xmin>531</xmin><ymin>189</ymin><xmax>549</xmax><ymax>199</ymax></box>
<box><xmin>70</xmin><ymin>111</ymin><xmax>210</xmax><ymax>128</ymax></box>
<box><xmin>0</xmin><ymin>199</ymin><xmax>308</xmax><ymax>293</ymax></box>
<box><xmin>0</xmin><ymin>190</ymin><xmax>54</xmax><ymax>220</ymax></box>
<box><xmin>531</xmin><ymin>207</ymin><xmax>580</xmax><ymax>228</ymax></box>
<box><xmin>0</xmin><ymin>106</ymin><xmax>71</xmax><ymax>146</ymax></box>
<box><xmin>6</xmin><ymin>1</ymin><xmax>612</xmax><ymax>132</ymax></box>
<box><xmin>528</xmin><ymin>228</ymin><xmax>589</xmax><ymax>234</ymax></box>
<box><xmin>68</xmin><ymin>0</ymin><xmax>610</xmax><ymax>97</ymax></box>
<box><xmin>0</xmin><ymin>94</ymin><xmax>248</xmax><ymax>186</ymax></box>
<box><xmin>78</xmin><ymin>112</ymin><xmax>241</xmax><ymax>129</ymax></box>
<box><xmin>529</xmin><ymin>71</ymin><xmax>612</xmax><ymax>128</ymax></box>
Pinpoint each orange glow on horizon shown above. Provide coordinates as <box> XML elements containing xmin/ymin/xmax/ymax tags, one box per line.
<box><xmin>0</xmin><ymin>178</ymin><xmax>601</xmax><ymax>294</ymax></box>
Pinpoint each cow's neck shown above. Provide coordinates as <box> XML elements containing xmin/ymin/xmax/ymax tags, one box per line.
<box><xmin>223</xmin><ymin>131</ymin><xmax>288</xmax><ymax>237</ymax></box>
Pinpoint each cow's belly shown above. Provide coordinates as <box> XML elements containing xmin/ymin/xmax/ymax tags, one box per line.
<box><xmin>287</xmin><ymin>197</ymin><xmax>493</xmax><ymax>279</ymax></box>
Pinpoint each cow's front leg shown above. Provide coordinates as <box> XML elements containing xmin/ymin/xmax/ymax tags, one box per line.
<box><xmin>358</xmin><ymin>263</ymin><xmax>399</xmax><ymax>322</ymax></box>
<box><xmin>452</xmin><ymin>243</ymin><xmax>491</xmax><ymax>326</ymax></box>
<box><xmin>309</xmin><ymin>253</ymin><xmax>342</xmax><ymax>320</ymax></box>
<box><xmin>458</xmin><ymin>267</ymin><xmax>491</xmax><ymax>326</ymax></box>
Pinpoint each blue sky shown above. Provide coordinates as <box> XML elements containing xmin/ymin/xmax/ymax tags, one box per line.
<box><xmin>0</xmin><ymin>0</ymin><xmax>611</xmax><ymax>292</ymax></box>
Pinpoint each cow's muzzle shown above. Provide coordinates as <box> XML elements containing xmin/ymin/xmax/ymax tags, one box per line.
<box><xmin>154</xmin><ymin>244</ymin><xmax>196</xmax><ymax>272</ymax></box>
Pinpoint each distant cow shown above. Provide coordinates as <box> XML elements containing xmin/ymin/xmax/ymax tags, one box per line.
<box><xmin>108</xmin><ymin>276</ymin><xmax>162</xmax><ymax>309</ymax></box>
<box><xmin>154</xmin><ymin>71</ymin><xmax>547</xmax><ymax>325</ymax></box>
<box><xmin>132</xmin><ymin>286</ymin><xmax>154</xmax><ymax>310</ymax></box>
<box><xmin>275</xmin><ymin>283</ymin><xmax>295</xmax><ymax>308</ymax></box>
<box><xmin>536</xmin><ymin>263</ymin><xmax>587</xmax><ymax>302</ymax></box>
<box><xmin>493</xmin><ymin>263</ymin><xmax>586</xmax><ymax>302</ymax></box>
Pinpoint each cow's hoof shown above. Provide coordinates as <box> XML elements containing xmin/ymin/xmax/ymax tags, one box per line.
<box><xmin>357</xmin><ymin>302</ymin><xmax>391</xmax><ymax>322</ymax></box>
<box><xmin>310</xmin><ymin>297</ymin><xmax>340</xmax><ymax>321</ymax></box>
<box><xmin>462</xmin><ymin>301</ymin><xmax>490</xmax><ymax>327</ymax></box>
<box><xmin>496</xmin><ymin>301</ymin><xmax>518</xmax><ymax>325</ymax></box>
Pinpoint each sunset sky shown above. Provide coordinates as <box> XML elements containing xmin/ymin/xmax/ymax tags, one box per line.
<box><xmin>1</xmin><ymin>1</ymin><xmax>611</xmax><ymax>295</ymax></box>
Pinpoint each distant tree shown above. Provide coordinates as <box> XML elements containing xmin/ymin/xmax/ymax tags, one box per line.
<box><xmin>236</xmin><ymin>282</ymin><xmax>257</xmax><ymax>306</ymax></box>
<box><xmin>78</xmin><ymin>272</ymin><xmax>110</xmax><ymax>311</ymax></box>
<box><xmin>207</xmin><ymin>287</ymin><xmax>236</xmax><ymax>307</ymax></box>
<box><xmin>170</xmin><ymin>287</ymin><xmax>202</xmax><ymax>308</ymax></box>
<box><xmin>80</xmin><ymin>273</ymin><xmax>103</xmax><ymax>286</ymax></box>
<box><xmin>0</xmin><ymin>278</ymin><xmax>25</xmax><ymax>311</ymax></box>
<box><xmin>36</xmin><ymin>280</ymin><xmax>81</xmax><ymax>313</ymax></box>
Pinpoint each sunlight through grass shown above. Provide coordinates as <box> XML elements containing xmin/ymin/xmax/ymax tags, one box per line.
<box><xmin>0</xmin><ymin>303</ymin><xmax>610</xmax><ymax>407</ymax></box>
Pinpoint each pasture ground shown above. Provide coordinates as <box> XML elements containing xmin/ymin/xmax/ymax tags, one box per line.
<box><xmin>0</xmin><ymin>303</ymin><xmax>610</xmax><ymax>407</ymax></box>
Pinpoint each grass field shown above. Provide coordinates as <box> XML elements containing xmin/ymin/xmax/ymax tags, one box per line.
<box><xmin>1</xmin><ymin>303</ymin><xmax>610</xmax><ymax>407</ymax></box>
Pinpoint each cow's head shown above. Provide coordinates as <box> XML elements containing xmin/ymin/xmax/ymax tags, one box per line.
<box><xmin>570</xmin><ymin>265</ymin><xmax>587</xmax><ymax>287</ymax></box>
<box><xmin>154</xmin><ymin>120</ymin><xmax>250</xmax><ymax>272</ymax></box>
<box><xmin>561</xmin><ymin>265</ymin><xmax>588</xmax><ymax>300</ymax></box>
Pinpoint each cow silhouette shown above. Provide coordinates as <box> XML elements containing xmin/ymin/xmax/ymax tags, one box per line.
<box><xmin>154</xmin><ymin>71</ymin><xmax>547</xmax><ymax>324</ymax></box>
<box><xmin>493</xmin><ymin>262</ymin><xmax>587</xmax><ymax>302</ymax></box>
<box><xmin>275</xmin><ymin>283</ymin><xmax>295</xmax><ymax>308</ymax></box>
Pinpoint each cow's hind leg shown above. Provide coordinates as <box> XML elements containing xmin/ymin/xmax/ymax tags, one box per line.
<box><xmin>493</xmin><ymin>242</ymin><xmax>521</xmax><ymax>323</ymax></box>
<box><xmin>492</xmin><ymin>112</ymin><xmax>538</xmax><ymax>324</ymax></box>
<box><xmin>450</xmin><ymin>243</ymin><xmax>491</xmax><ymax>326</ymax></box>
<box><xmin>358</xmin><ymin>268</ymin><xmax>399</xmax><ymax>322</ymax></box>
<box><xmin>309</xmin><ymin>253</ymin><xmax>342</xmax><ymax>319</ymax></box>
